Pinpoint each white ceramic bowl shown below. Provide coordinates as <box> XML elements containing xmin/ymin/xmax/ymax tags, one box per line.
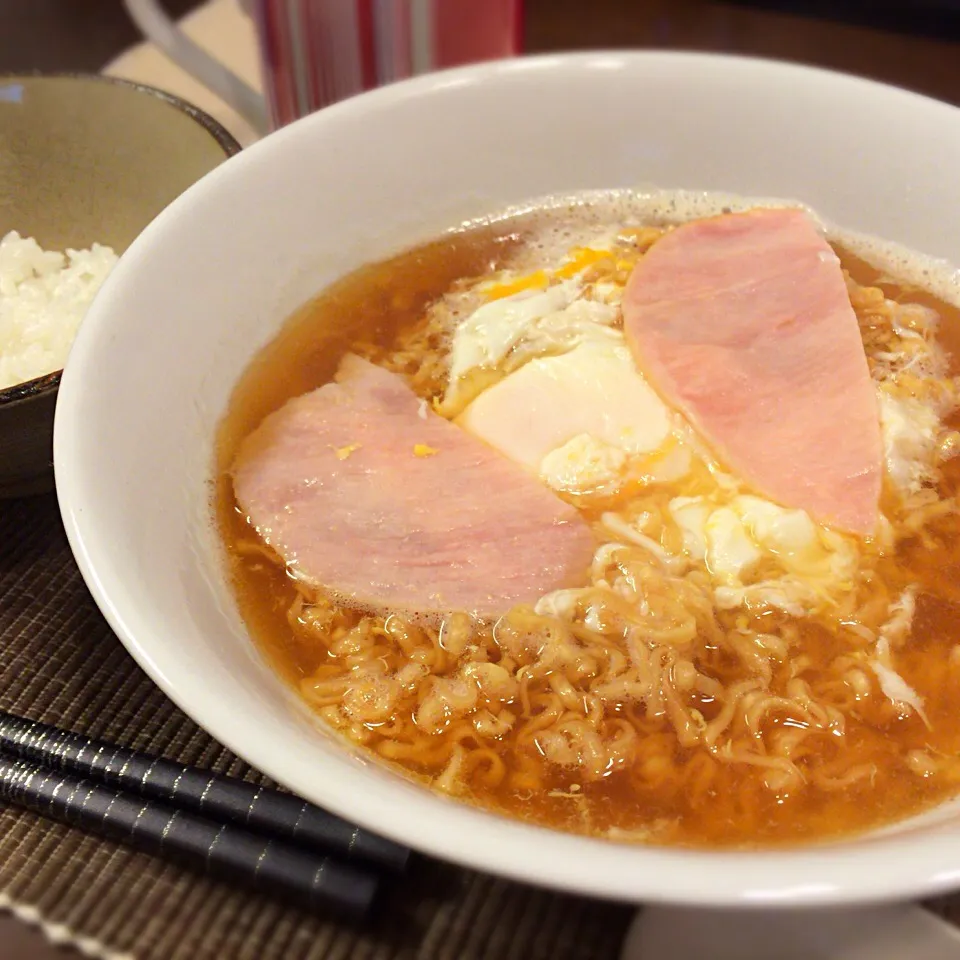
<box><xmin>55</xmin><ymin>52</ymin><xmax>960</xmax><ymax>908</ymax></box>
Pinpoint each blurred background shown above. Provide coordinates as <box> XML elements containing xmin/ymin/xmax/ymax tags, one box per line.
<box><xmin>3</xmin><ymin>0</ymin><xmax>960</xmax><ymax>107</ymax></box>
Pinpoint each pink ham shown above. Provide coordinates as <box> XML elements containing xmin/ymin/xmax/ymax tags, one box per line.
<box><xmin>622</xmin><ymin>208</ymin><xmax>882</xmax><ymax>535</ymax></box>
<box><xmin>231</xmin><ymin>355</ymin><xmax>594</xmax><ymax>619</ymax></box>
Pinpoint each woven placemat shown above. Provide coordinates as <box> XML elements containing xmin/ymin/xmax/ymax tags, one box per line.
<box><xmin>0</xmin><ymin>494</ymin><xmax>634</xmax><ymax>960</ymax></box>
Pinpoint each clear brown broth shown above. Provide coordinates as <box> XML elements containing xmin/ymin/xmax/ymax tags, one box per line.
<box><xmin>216</xmin><ymin>213</ymin><xmax>960</xmax><ymax>848</ymax></box>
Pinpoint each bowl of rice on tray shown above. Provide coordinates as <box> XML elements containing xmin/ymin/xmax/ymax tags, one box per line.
<box><xmin>0</xmin><ymin>74</ymin><xmax>239</xmax><ymax>498</ymax></box>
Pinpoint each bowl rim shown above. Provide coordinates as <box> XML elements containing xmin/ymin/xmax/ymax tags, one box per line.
<box><xmin>0</xmin><ymin>71</ymin><xmax>242</xmax><ymax>407</ymax></box>
<box><xmin>53</xmin><ymin>49</ymin><xmax>960</xmax><ymax>909</ymax></box>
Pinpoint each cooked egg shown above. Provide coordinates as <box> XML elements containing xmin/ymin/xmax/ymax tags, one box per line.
<box><xmin>457</xmin><ymin>337</ymin><xmax>676</xmax><ymax>492</ymax></box>
<box><xmin>447</xmin><ymin>281</ymin><xmax>582</xmax><ymax>387</ymax></box>
<box><xmin>667</xmin><ymin>492</ymin><xmax>859</xmax><ymax>608</ymax></box>
<box><xmin>540</xmin><ymin>434</ymin><xmax>627</xmax><ymax>492</ymax></box>
<box><xmin>658</xmin><ymin>382</ymin><xmax>941</xmax><ymax>615</ymax></box>
<box><xmin>482</xmin><ymin>269</ymin><xmax>550</xmax><ymax>300</ymax></box>
<box><xmin>704</xmin><ymin>506</ymin><xmax>762</xmax><ymax>583</ymax></box>
<box><xmin>668</xmin><ymin>497</ymin><xmax>711</xmax><ymax>561</ymax></box>
<box><xmin>871</xmin><ymin>659</ymin><xmax>926</xmax><ymax>721</ymax></box>
<box><xmin>877</xmin><ymin>387</ymin><xmax>940</xmax><ymax>494</ymax></box>
<box><xmin>445</xmin><ymin>282</ymin><xmax>622</xmax><ymax>410</ymax></box>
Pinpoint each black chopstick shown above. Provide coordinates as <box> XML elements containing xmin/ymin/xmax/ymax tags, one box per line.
<box><xmin>0</xmin><ymin>711</ymin><xmax>408</xmax><ymax>873</ymax></box>
<box><xmin>0</xmin><ymin>755</ymin><xmax>377</xmax><ymax>918</ymax></box>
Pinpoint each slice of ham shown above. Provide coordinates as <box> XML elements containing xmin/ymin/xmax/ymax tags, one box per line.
<box><xmin>622</xmin><ymin>208</ymin><xmax>882</xmax><ymax>535</ymax></box>
<box><xmin>231</xmin><ymin>355</ymin><xmax>594</xmax><ymax>619</ymax></box>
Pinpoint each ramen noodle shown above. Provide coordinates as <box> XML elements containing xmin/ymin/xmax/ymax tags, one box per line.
<box><xmin>217</xmin><ymin>192</ymin><xmax>960</xmax><ymax>847</ymax></box>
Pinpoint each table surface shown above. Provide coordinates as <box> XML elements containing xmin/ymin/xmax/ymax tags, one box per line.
<box><xmin>3</xmin><ymin>1</ymin><xmax>960</xmax><ymax>958</ymax></box>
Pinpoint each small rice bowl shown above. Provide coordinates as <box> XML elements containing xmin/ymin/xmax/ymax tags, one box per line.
<box><xmin>0</xmin><ymin>231</ymin><xmax>117</xmax><ymax>391</ymax></box>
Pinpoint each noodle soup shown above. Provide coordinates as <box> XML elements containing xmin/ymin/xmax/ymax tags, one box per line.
<box><xmin>216</xmin><ymin>192</ymin><xmax>960</xmax><ymax>848</ymax></box>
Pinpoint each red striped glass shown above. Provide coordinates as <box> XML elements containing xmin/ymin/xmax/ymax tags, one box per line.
<box><xmin>250</xmin><ymin>0</ymin><xmax>523</xmax><ymax>128</ymax></box>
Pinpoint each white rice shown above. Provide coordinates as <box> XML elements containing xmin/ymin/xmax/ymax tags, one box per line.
<box><xmin>0</xmin><ymin>230</ymin><xmax>117</xmax><ymax>391</ymax></box>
